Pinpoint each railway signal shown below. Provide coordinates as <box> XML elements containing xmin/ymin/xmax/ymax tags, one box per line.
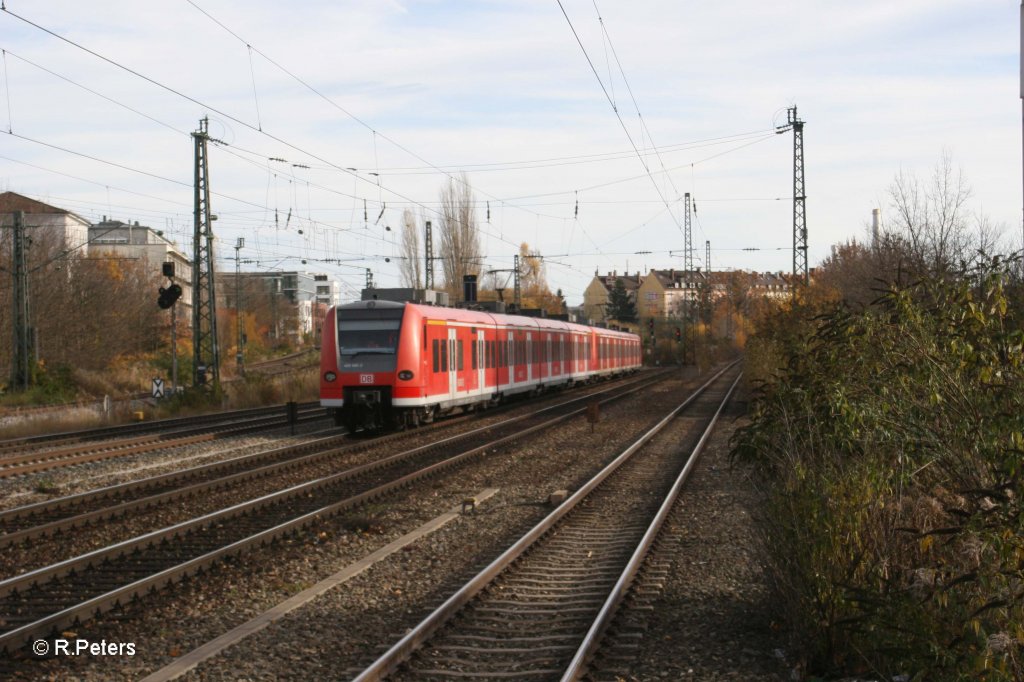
<box><xmin>157</xmin><ymin>283</ymin><xmax>183</xmax><ymax>309</ymax></box>
<box><xmin>675</xmin><ymin>327</ymin><xmax>681</xmax><ymax>342</ymax></box>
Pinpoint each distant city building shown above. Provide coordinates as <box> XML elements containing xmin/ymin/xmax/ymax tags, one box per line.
<box><xmin>223</xmin><ymin>270</ymin><xmax>341</xmax><ymax>339</ymax></box>
<box><xmin>636</xmin><ymin>268</ymin><xmax>709</xmax><ymax>319</ymax></box>
<box><xmin>582</xmin><ymin>270</ymin><xmax>644</xmax><ymax>324</ymax></box>
<box><xmin>0</xmin><ymin>192</ymin><xmax>90</xmax><ymax>251</ymax></box>
<box><xmin>313</xmin><ymin>273</ymin><xmax>342</xmax><ymax>308</ymax></box>
<box><xmin>585</xmin><ymin>266</ymin><xmax>815</xmax><ymax>321</ymax></box>
<box><xmin>747</xmin><ymin>271</ymin><xmax>801</xmax><ymax>300</ymax></box>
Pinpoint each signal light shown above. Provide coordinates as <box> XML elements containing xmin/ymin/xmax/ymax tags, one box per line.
<box><xmin>675</xmin><ymin>327</ymin><xmax>681</xmax><ymax>342</ymax></box>
<box><xmin>157</xmin><ymin>283</ymin><xmax>183</xmax><ymax>309</ymax></box>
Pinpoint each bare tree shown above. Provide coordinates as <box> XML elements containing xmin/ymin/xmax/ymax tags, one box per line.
<box><xmin>438</xmin><ymin>174</ymin><xmax>482</xmax><ymax>296</ymax></box>
<box><xmin>887</xmin><ymin>151</ymin><xmax>1005</xmax><ymax>276</ymax></box>
<box><xmin>517</xmin><ymin>242</ymin><xmax>563</xmax><ymax>313</ymax></box>
<box><xmin>398</xmin><ymin>208</ymin><xmax>422</xmax><ymax>289</ymax></box>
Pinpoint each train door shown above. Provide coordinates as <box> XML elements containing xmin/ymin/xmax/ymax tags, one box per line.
<box><xmin>526</xmin><ymin>333</ymin><xmax>533</xmax><ymax>382</ymax></box>
<box><xmin>547</xmin><ymin>335</ymin><xmax>553</xmax><ymax>378</ymax></box>
<box><xmin>507</xmin><ymin>334</ymin><xmax>515</xmax><ymax>386</ymax></box>
<box><xmin>476</xmin><ymin>331</ymin><xmax>485</xmax><ymax>395</ymax></box>
<box><xmin>448</xmin><ymin>328</ymin><xmax>458</xmax><ymax>399</ymax></box>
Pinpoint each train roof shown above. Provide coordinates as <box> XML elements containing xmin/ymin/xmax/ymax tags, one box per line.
<box><xmin>332</xmin><ymin>300</ymin><xmax>637</xmax><ymax>339</ymax></box>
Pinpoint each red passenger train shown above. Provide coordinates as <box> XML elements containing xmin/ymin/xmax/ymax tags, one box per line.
<box><xmin>319</xmin><ymin>300</ymin><xmax>642</xmax><ymax>431</ymax></box>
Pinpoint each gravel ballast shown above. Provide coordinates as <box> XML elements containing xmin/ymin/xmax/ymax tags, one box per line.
<box><xmin>3</xmin><ymin>371</ymin><xmax>787</xmax><ymax>681</ymax></box>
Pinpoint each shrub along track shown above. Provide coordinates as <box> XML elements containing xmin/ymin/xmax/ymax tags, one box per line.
<box><xmin>0</xmin><ymin>370</ymin><xmax>669</xmax><ymax>654</ymax></box>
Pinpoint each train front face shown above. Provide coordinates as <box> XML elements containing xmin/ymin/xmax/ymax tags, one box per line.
<box><xmin>321</xmin><ymin>300</ymin><xmax>406</xmax><ymax>431</ymax></box>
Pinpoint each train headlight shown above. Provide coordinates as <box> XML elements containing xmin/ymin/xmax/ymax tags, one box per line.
<box><xmin>323</xmin><ymin>371</ymin><xmax>337</xmax><ymax>382</ymax></box>
<box><xmin>398</xmin><ymin>370</ymin><xmax>414</xmax><ymax>381</ymax></box>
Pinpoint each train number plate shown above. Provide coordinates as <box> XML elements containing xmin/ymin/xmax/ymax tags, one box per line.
<box><xmin>359</xmin><ymin>374</ymin><xmax>374</xmax><ymax>384</ymax></box>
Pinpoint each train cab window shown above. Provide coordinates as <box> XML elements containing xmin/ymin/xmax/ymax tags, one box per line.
<box><xmin>432</xmin><ymin>339</ymin><xmax>439</xmax><ymax>373</ymax></box>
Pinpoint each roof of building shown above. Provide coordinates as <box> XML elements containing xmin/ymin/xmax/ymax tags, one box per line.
<box><xmin>593</xmin><ymin>271</ymin><xmax>643</xmax><ymax>292</ymax></box>
<box><xmin>0</xmin><ymin>191</ymin><xmax>70</xmax><ymax>215</ymax></box>
<box><xmin>647</xmin><ymin>268</ymin><xmax>707</xmax><ymax>288</ymax></box>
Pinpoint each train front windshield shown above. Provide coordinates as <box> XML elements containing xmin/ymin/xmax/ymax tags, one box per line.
<box><xmin>337</xmin><ymin>311</ymin><xmax>403</xmax><ymax>372</ymax></box>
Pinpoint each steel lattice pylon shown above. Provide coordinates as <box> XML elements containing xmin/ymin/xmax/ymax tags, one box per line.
<box><xmin>424</xmin><ymin>220</ymin><xmax>434</xmax><ymax>290</ymax></box>
<box><xmin>192</xmin><ymin>118</ymin><xmax>220</xmax><ymax>387</ymax></box>
<box><xmin>683</xmin><ymin>192</ymin><xmax>694</xmax><ymax>276</ymax></box>
<box><xmin>789</xmin><ymin>107</ymin><xmax>808</xmax><ymax>289</ymax></box>
<box><xmin>679</xmin><ymin>193</ymin><xmax>693</xmax><ymax>363</ymax></box>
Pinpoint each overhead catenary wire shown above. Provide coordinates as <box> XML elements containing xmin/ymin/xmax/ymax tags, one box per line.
<box><xmin>590</xmin><ymin>0</ymin><xmax>688</xmax><ymax>226</ymax></box>
<box><xmin>182</xmin><ymin>0</ymin><xmax>565</xmax><ymax>228</ymax></box>
<box><xmin>2</xmin><ymin>7</ymin><xmax>552</xmax><ymax>260</ymax></box>
<box><xmin>4</xmin><ymin>7</ymin><xmax>781</xmax><ymax>242</ymax></box>
<box><xmin>0</xmin><ymin>6</ymin><xmax>450</xmax><ymax>226</ymax></box>
<box><xmin>555</xmin><ymin>0</ymin><xmax>685</xmax><ymax>233</ymax></box>
<box><xmin>2</xmin><ymin>48</ymin><xmax>12</xmax><ymax>133</ymax></box>
<box><xmin>1</xmin><ymin>4</ymin><xmax>798</xmax><ymax>300</ymax></box>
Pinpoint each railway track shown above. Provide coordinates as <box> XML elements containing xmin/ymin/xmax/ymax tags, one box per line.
<box><xmin>351</xmin><ymin>363</ymin><xmax>741</xmax><ymax>681</ymax></box>
<box><xmin>0</xmin><ymin>372</ymin><xmax>663</xmax><ymax>554</ymax></box>
<box><xmin>0</xmin><ymin>403</ymin><xmax>326</xmax><ymax>479</ymax></box>
<box><xmin>0</xmin><ymin>370</ymin><xmax>670</xmax><ymax>652</ymax></box>
<box><xmin>243</xmin><ymin>348</ymin><xmax>319</xmax><ymax>377</ymax></box>
<box><xmin>0</xmin><ymin>401</ymin><xmax>322</xmax><ymax>456</ymax></box>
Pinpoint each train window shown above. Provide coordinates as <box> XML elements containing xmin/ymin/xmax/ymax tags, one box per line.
<box><xmin>432</xmin><ymin>339</ymin><xmax>439</xmax><ymax>373</ymax></box>
<box><xmin>338</xmin><ymin>319</ymin><xmax>401</xmax><ymax>355</ymax></box>
<box><xmin>457</xmin><ymin>340</ymin><xmax>464</xmax><ymax>371</ymax></box>
<box><xmin>440</xmin><ymin>339</ymin><xmax>448</xmax><ymax>372</ymax></box>
<box><xmin>471</xmin><ymin>339</ymin><xmax>477</xmax><ymax>370</ymax></box>
<box><xmin>423</xmin><ymin>324</ymin><xmax>427</xmax><ymax>350</ymax></box>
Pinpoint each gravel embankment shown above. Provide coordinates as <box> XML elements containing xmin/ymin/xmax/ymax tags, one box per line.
<box><xmin>593</xmin><ymin>403</ymin><xmax>787</xmax><ymax>681</ymax></box>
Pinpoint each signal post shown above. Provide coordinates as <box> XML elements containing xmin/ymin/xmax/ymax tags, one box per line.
<box><xmin>158</xmin><ymin>262</ymin><xmax>183</xmax><ymax>393</ymax></box>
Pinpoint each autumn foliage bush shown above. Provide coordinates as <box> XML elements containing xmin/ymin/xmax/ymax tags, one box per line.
<box><xmin>735</xmin><ymin>259</ymin><xmax>1024</xmax><ymax>680</ymax></box>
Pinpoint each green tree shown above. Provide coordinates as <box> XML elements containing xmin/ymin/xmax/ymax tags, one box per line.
<box><xmin>606</xmin><ymin>278</ymin><xmax>637</xmax><ymax>322</ymax></box>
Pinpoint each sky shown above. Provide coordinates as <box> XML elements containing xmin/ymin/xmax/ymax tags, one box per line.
<box><xmin>0</xmin><ymin>0</ymin><xmax>1020</xmax><ymax>305</ymax></box>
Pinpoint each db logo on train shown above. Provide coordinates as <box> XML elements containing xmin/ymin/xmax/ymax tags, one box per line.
<box><xmin>359</xmin><ymin>374</ymin><xmax>374</xmax><ymax>384</ymax></box>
